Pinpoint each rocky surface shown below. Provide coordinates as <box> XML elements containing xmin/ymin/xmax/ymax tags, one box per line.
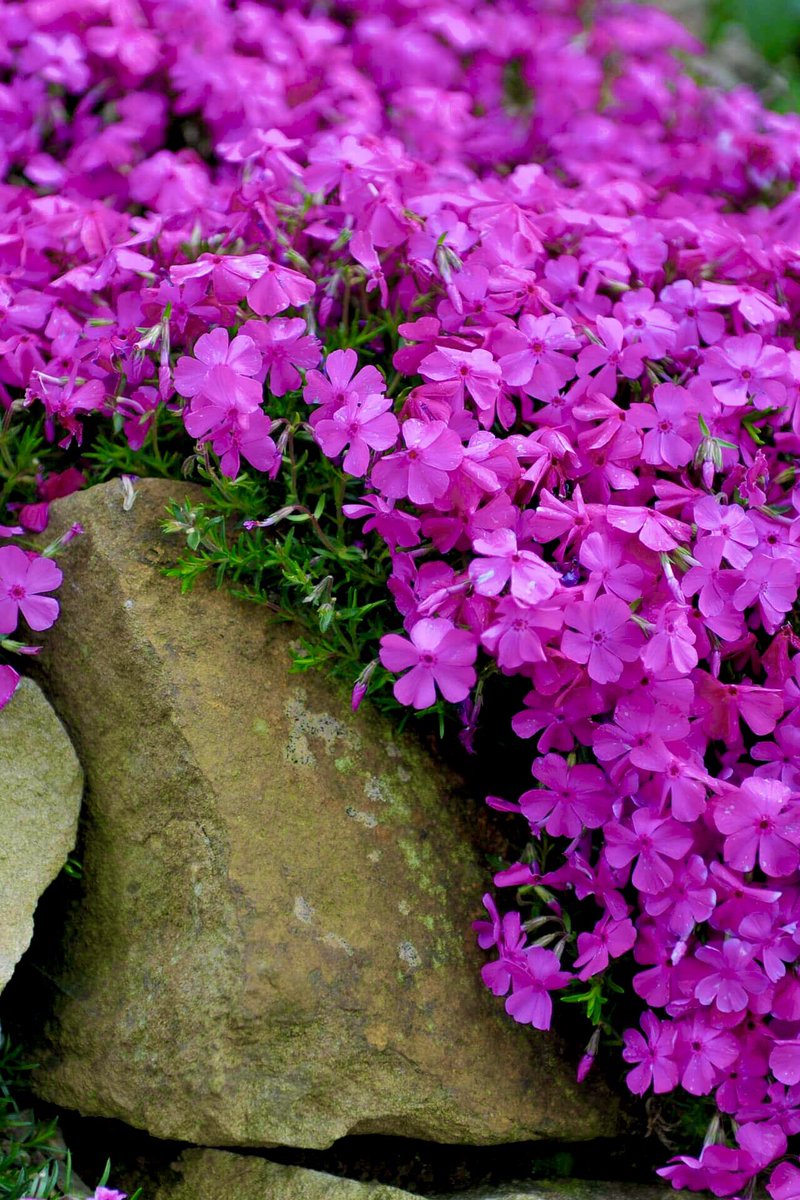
<box><xmin>0</xmin><ymin>677</ymin><xmax>82</xmax><ymax>993</ymax></box>
<box><xmin>29</xmin><ymin>478</ymin><xmax>622</xmax><ymax>1149</ymax></box>
<box><xmin>153</xmin><ymin>1150</ymin><xmax>673</xmax><ymax>1200</ymax></box>
<box><xmin>446</xmin><ymin>1185</ymin><xmax>673</xmax><ymax>1199</ymax></box>
<box><xmin>155</xmin><ymin>1149</ymin><xmax>410</xmax><ymax>1199</ymax></box>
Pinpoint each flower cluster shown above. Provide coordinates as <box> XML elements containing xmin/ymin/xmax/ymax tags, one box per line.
<box><xmin>4</xmin><ymin>0</ymin><xmax>800</xmax><ymax>1194</ymax></box>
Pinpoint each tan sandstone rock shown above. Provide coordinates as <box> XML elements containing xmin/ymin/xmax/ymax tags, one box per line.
<box><xmin>0</xmin><ymin>677</ymin><xmax>82</xmax><ymax>993</ymax></box>
<box><xmin>31</xmin><ymin>478</ymin><xmax>622</xmax><ymax>1148</ymax></box>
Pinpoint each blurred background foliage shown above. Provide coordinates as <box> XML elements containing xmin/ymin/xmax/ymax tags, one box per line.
<box><xmin>701</xmin><ymin>0</ymin><xmax>800</xmax><ymax>109</ymax></box>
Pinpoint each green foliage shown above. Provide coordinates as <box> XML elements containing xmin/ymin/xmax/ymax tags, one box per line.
<box><xmin>0</xmin><ymin>1037</ymin><xmax>138</xmax><ymax>1200</ymax></box>
<box><xmin>157</xmin><ymin>410</ymin><xmax>404</xmax><ymax>715</ymax></box>
<box><xmin>0</xmin><ymin>1036</ymin><xmax>73</xmax><ymax>1199</ymax></box>
<box><xmin>709</xmin><ymin>0</ymin><xmax>800</xmax><ymax>64</ymax></box>
<box><xmin>707</xmin><ymin>0</ymin><xmax>800</xmax><ymax>110</ymax></box>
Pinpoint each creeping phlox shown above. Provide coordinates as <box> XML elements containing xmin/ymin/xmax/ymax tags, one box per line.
<box><xmin>4</xmin><ymin>0</ymin><xmax>800</xmax><ymax>1193</ymax></box>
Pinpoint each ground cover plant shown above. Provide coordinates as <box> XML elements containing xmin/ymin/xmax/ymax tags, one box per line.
<box><xmin>3</xmin><ymin>0</ymin><xmax>800</xmax><ymax>1196</ymax></box>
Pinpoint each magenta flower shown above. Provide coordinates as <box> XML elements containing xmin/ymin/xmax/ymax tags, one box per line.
<box><xmin>240</xmin><ymin>317</ymin><xmax>320</xmax><ymax>397</ymax></box>
<box><xmin>379</xmin><ymin>618</ymin><xmax>477</xmax><ymax>709</ymax></box>
<box><xmin>314</xmin><ymin>394</ymin><xmax>399</xmax><ymax>477</ymax></box>
<box><xmin>605</xmin><ymin>808</ymin><xmax>693</xmax><ymax>894</ymax></box>
<box><xmin>734</xmin><ymin>554</ymin><xmax>798</xmax><ymax>632</ymax></box>
<box><xmin>641</xmin><ymin>603</ymin><xmax>698</xmax><ymax>675</ymax></box>
<box><xmin>561</xmin><ymin>594</ymin><xmax>641</xmax><ymax>683</ymax></box>
<box><xmin>682</xmin><ymin>539</ymin><xmax>736</xmax><ymax>618</ymax></box>
<box><xmin>694</xmin><ymin>496</ymin><xmax>758</xmax><ymax>569</ymax></box>
<box><xmin>480</xmin><ymin>597</ymin><xmax>562</xmax><ymax>670</ymax></box>
<box><xmin>578</xmin><ymin>532</ymin><xmax>644</xmax><ymax>602</ymax></box>
<box><xmin>342</xmin><ymin>494</ymin><xmax>421</xmax><ymax>549</ymax></box>
<box><xmin>246</xmin><ymin>259</ymin><xmax>315</xmax><ymax>318</ymax></box>
<box><xmin>371</xmin><ymin>419</ymin><xmax>463</xmax><ymax>505</ymax></box>
<box><xmin>715</xmin><ymin>777</ymin><xmax>800</xmax><ymax>877</ymax></box>
<box><xmin>614</xmin><ymin>289</ymin><xmax>677</xmax><ymax>359</ymax></box>
<box><xmin>0</xmin><ymin>664</ymin><xmax>20</xmax><ymax>708</ymax></box>
<box><xmin>468</xmin><ymin>528</ymin><xmax>559</xmax><ymax>605</ymax></box>
<box><xmin>643</xmin><ymin>853</ymin><xmax>716</xmax><ymax>935</ymax></box>
<box><xmin>677</xmin><ymin>1015</ymin><xmax>740</xmax><ymax>1096</ymax></box>
<box><xmin>304</xmin><ymin>349</ymin><xmax>385</xmax><ymax>411</ymax></box>
<box><xmin>520</xmin><ymin>753</ymin><xmax>611</xmax><ymax>839</ymax></box>
<box><xmin>420</xmin><ymin>346</ymin><xmax>501</xmax><ymax>424</ymax></box>
<box><xmin>574</xmin><ymin>915</ymin><xmax>636</xmax><ymax>979</ymax></box>
<box><xmin>174</xmin><ymin>328</ymin><xmax>263</xmax><ymax>411</ymax></box>
<box><xmin>658</xmin><ymin>1144</ymin><xmax>753</xmax><ymax>1197</ymax></box>
<box><xmin>211</xmin><ymin>409</ymin><xmax>279</xmax><ymax>480</ymax></box>
<box><xmin>768</xmin><ymin>1161</ymin><xmax>800</xmax><ymax>1200</ymax></box>
<box><xmin>496</xmin><ymin>313</ymin><xmax>579</xmax><ymax>400</ymax></box>
<box><xmin>699</xmin><ymin>333</ymin><xmax>788</xmax><ymax>409</ymax></box>
<box><xmin>694</xmin><ymin>939</ymin><xmax>769</xmax><ymax>1014</ymax></box>
<box><xmin>505</xmin><ymin>947</ymin><xmax>571</xmax><ymax>1030</ymax></box>
<box><xmin>630</xmin><ymin>382</ymin><xmax>694</xmax><ymax>468</ymax></box>
<box><xmin>622</xmin><ymin>1012</ymin><xmax>678</xmax><ymax>1095</ymax></box>
<box><xmin>0</xmin><ymin>547</ymin><xmax>62</xmax><ymax>634</ymax></box>
<box><xmin>473</xmin><ymin>893</ymin><xmax>502</xmax><ymax>950</ymax></box>
<box><xmin>594</xmin><ymin>698</ymin><xmax>688</xmax><ymax>775</ymax></box>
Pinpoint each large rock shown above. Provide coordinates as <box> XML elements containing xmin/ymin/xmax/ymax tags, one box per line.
<box><xmin>31</xmin><ymin>478</ymin><xmax>621</xmax><ymax>1147</ymax></box>
<box><xmin>154</xmin><ymin>1151</ymin><xmax>672</xmax><ymax>1200</ymax></box>
<box><xmin>0</xmin><ymin>677</ymin><xmax>82</xmax><ymax>992</ymax></box>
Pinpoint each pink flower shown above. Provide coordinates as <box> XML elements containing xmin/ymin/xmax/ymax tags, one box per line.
<box><xmin>468</xmin><ymin>528</ymin><xmax>560</xmax><ymax>605</ymax></box>
<box><xmin>247</xmin><ymin>259</ymin><xmax>315</xmax><ymax>318</ymax></box>
<box><xmin>658</xmin><ymin>1144</ymin><xmax>752</xmax><ymax>1196</ymax></box>
<box><xmin>481</xmin><ymin>597</ymin><xmax>561</xmax><ymax>670</ymax></box>
<box><xmin>734</xmin><ymin>554</ymin><xmax>798</xmax><ymax>632</ymax></box>
<box><xmin>614</xmin><ymin>289</ymin><xmax>677</xmax><ymax>359</ymax></box>
<box><xmin>240</xmin><ymin>318</ymin><xmax>320</xmax><ymax>396</ymax></box>
<box><xmin>574</xmin><ymin>915</ymin><xmax>636</xmax><ymax>979</ymax></box>
<box><xmin>715</xmin><ymin>777</ymin><xmax>800</xmax><ymax>877</ymax></box>
<box><xmin>660</xmin><ymin>280</ymin><xmax>725</xmax><ymax>348</ymax></box>
<box><xmin>505</xmin><ymin>947</ymin><xmax>571</xmax><ymax>1030</ymax></box>
<box><xmin>630</xmin><ymin>383</ymin><xmax>694</xmax><ymax>468</ymax></box>
<box><xmin>768</xmin><ymin>1161</ymin><xmax>800</xmax><ymax>1200</ymax></box>
<box><xmin>520</xmin><ymin>753</ymin><xmax>611</xmax><ymax>838</ymax></box>
<box><xmin>420</xmin><ymin>346</ymin><xmax>501</xmax><ymax>425</ymax></box>
<box><xmin>0</xmin><ymin>547</ymin><xmax>62</xmax><ymax>634</ymax></box>
<box><xmin>641</xmin><ymin>603</ymin><xmax>698</xmax><ymax>675</ymax></box>
<box><xmin>594</xmin><ymin>698</ymin><xmax>688</xmax><ymax>775</ymax></box>
<box><xmin>379</xmin><ymin>618</ymin><xmax>477</xmax><ymax>709</ymax></box>
<box><xmin>304</xmin><ymin>349</ymin><xmax>385</xmax><ymax>410</ymax></box>
<box><xmin>0</xmin><ymin>664</ymin><xmax>20</xmax><ymax>710</ymax></box>
<box><xmin>682</xmin><ymin>539</ymin><xmax>736</xmax><ymax>618</ymax></box>
<box><xmin>699</xmin><ymin>333</ymin><xmax>788</xmax><ymax>409</ymax></box>
<box><xmin>576</xmin><ymin>316</ymin><xmax>645</xmax><ymax>396</ymax></box>
<box><xmin>496</xmin><ymin>313</ymin><xmax>579</xmax><ymax>400</ymax></box>
<box><xmin>578</xmin><ymin>531</ymin><xmax>644</xmax><ymax>602</ymax></box>
<box><xmin>561</xmin><ymin>594</ymin><xmax>641</xmax><ymax>683</ymax></box>
<box><xmin>314</xmin><ymin>394</ymin><xmax>399</xmax><ymax>477</ymax></box>
<box><xmin>694</xmin><ymin>496</ymin><xmax>758</xmax><ymax>569</ymax></box>
<box><xmin>622</xmin><ymin>1012</ymin><xmax>678</xmax><ymax>1095</ymax></box>
<box><xmin>694</xmin><ymin>939</ymin><xmax>769</xmax><ymax>1014</ymax></box>
<box><xmin>210</xmin><ymin>409</ymin><xmax>279</xmax><ymax>480</ymax></box>
<box><xmin>371</xmin><ymin>419</ymin><xmax>463</xmax><ymax>505</ymax></box>
<box><xmin>677</xmin><ymin>1015</ymin><xmax>740</xmax><ymax>1096</ymax></box>
<box><xmin>605</xmin><ymin>808</ymin><xmax>693</xmax><ymax>894</ymax></box>
<box><xmin>174</xmin><ymin>328</ymin><xmax>263</xmax><ymax>409</ymax></box>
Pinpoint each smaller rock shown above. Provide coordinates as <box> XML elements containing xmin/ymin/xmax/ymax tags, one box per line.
<box><xmin>437</xmin><ymin>1183</ymin><xmax>672</xmax><ymax>1199</ymax></box>
<box><xmin>154</xmin><ymin>1150</ymin><xmax>411</xmax><ymax>1199</ymax></box>
<box><xmin>153</xmin><ymin>1152</ymin><xmax>675</xmax><ymax>1200</ymax></box>
<box><xmin>0</xmin><ymin>677</ymin><xmax>83</xmax><ymax>992</ymax></box>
